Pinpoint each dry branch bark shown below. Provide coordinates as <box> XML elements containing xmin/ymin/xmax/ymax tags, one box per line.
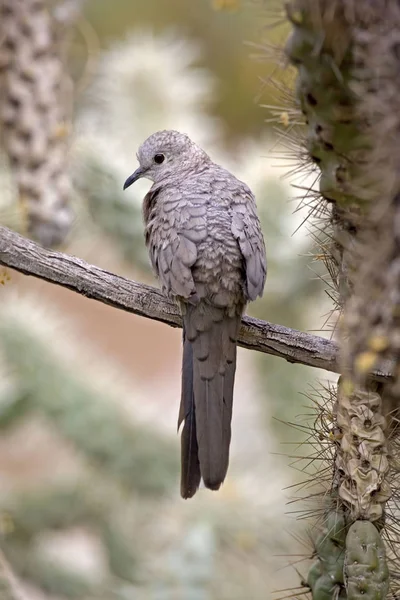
<box><xmin>0</xmin><ymin>225</ymin><xmax>391</xmax><ymax>380</ymax></box>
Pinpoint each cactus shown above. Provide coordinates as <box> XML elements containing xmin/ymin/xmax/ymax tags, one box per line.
<box><xmin>345</xmin><ymin>521</ymin><xmax>389</xmax><ymax>600</ymax></box>
<box><xmin>284</xmin><ymin>0</ymin><xmax>400</xmax><ymax>389</ymax></box>
<box><xmin>335</xmin><ymin>381</ymin><xmax>390</xmax><ymax>522</ymax></box>
<box><xmin>307</xmin><ymin>506</ymin><xmax>346</xmax><ymax>600</ymax></box>
<box><xmin>270</xmin><ymin>0</ymin><xmax>400</xmax><ymax>597</ymax></box>
<box><xmin>0</xmin><ymin>0</ymin><xmax>76</xmax><ymax>247</ymax></box>
<box><xmin>284</xmin><ymin>0</ymin><xmax>392</xmax><ymax>522</ymax></box>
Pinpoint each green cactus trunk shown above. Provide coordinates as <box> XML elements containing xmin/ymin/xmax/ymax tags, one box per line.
<box><xmin>280</xmin><ymin>0</ymin><xmax>400</xmax><ymax>597</ymax></box>
<box><xmin>307</xmin><ymin>505</ymin><xmax>346</xmax><ymax>600</ymax></box>
<box><xmin>345</xmin><ymin>521</ymin><xmax>389</xmax><ymax>600</ymax></box>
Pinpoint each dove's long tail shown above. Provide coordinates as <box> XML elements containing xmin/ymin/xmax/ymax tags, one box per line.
<box><xmin>179</xmin><ymin>302</ymin><xmax>242</xmax><ymax>499</ymax></box>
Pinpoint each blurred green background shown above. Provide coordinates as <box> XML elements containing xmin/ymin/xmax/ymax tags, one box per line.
<box><xmin>80</xmin><ymin>0</ymin><xmax>284</xmax><ymax>143</ymax></box>
<box><xmin>0</xmin><ymin>0</ymin><xmax>333</xmax><ymax>598</ymax></box>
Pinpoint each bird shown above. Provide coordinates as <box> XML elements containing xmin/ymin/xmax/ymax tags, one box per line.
<box><xmin>123</xmin><ymin>130</ymin><xmax>267</xmax><ymax>498</ymax></box>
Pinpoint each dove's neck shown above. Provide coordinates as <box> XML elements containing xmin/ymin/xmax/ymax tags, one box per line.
<box><xmin>154</xmin><ymin>154</ymin><xmax>212</xmax><ymax>186</ymax></box>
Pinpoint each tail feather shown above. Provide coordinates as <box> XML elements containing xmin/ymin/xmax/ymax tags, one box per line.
<box><xmin>193</xmin><ymin>359</ymin><xmax>225</xmax><ymax>489</ymax></box>
<box><xmin>220</xmin><ymin>358</ymin><xmax>236</xmax><ymax>477</ymax></box>
<box><xmin>179</xmin><ymin>303</ymin><xmax>242</xmax><ymax>496</ymax></box>
<box><xmin>179</xmin><ymin>331</ymin><xmax>201</xmax><ymax>499</ymax></box>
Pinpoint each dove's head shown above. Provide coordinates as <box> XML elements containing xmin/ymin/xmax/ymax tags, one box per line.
<box><xmin>123</xmin><ymin>130</ymin><xmax>210</xmax><ymax>189</ymax></box>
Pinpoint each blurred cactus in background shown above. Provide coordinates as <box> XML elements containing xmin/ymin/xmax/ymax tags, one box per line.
<box><xmin>0</xmin><ymin>0</ymin><xmax>80</xmax><ymax>247</ymax></box>
<box><xmin>0</xmin><ymin>287</ymin><xmax>293</xmax><ymax>599</ymax></box>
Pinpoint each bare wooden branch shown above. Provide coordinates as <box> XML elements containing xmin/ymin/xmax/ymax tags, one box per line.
<box><xmin>0</xmin><ymin>226</ymin><xmax>391</xmax><ymax>380</ymax></box>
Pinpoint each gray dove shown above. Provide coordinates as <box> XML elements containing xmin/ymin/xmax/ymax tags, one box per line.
<box><xmin>124</xmin><ymin>130</ymin><xmax>267</xmax><ymax>498</ymax></box>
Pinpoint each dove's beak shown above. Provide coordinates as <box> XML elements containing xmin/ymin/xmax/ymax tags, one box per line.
<box><xmin>123</xmin><ymin>166</ymin><xmax>146</xmax><ymax>190</ymax></box>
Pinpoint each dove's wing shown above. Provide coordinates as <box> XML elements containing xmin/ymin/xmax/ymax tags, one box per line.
<box><xmin>231</xmin><ymin>185</ymin><xmax>267</xmax><ymax>301</ymax></box>
<box><xmin>143</xmin><ymin>185</ymin><xmax>208</xmax><ymax>300</ymax></box>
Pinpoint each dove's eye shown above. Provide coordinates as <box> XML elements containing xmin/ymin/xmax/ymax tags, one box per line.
<box><xmin>154</xmin><ymin>153</ymin><xmax>165</xmax><ymax>164</ymax></box>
